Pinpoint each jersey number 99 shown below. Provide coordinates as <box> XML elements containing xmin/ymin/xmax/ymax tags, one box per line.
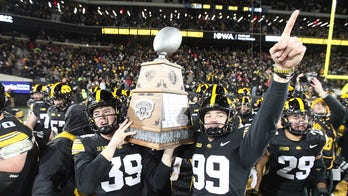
<box><xmin>192</xmin><ymin>154</ymin><xmax>229</xmax><ymax>194</ymax></box>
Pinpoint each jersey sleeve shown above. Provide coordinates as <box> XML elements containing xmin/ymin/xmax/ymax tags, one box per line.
<box><xmin>32</xmin><ymin>140</ymin><xmax>73</xmax><ymax>195</ymax></box>
<box><xmin>239</xmin><ymin>79</ymin><xmax>289</xmax><ymax>167</ymax></box>
<box><xmin>324</xmin><ymin>95</ymin><xmax>345</xmax><ymax>130</ymax></box>
<box><xmin>72</xmin><ymin>137</ymin><xmax>111</xmax><ymax>195</ymax></box>
<box><xmin>0</xmin><ymin>131</ymin><xmax>33</xmax><ymax>159</ymax></box>
<box><xmin>0</xmin><ymin>116</ymin><xmax>39</xmax><ymax>195</ymax></box>
<box><xmin>140</xmin><ymin>149</ymin><xmax>172</xmax><ymax>192</ymax></box>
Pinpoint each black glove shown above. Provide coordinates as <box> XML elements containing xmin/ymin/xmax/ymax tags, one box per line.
<box><xmin>343</xmin><ymin>172</ymin><xmax>348</xmax><ymax>181</ymax></box>
<box><xmin>334</xmin><ymin>156</ymin><xmax>348</xmax><ymax>173</ymax></box>
<box><xmin>249</xmin><ymin>189</ymin><xmax>259</xmax><ymax>196</ymax></box>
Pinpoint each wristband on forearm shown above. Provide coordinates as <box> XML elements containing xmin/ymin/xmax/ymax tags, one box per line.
<box><xmin>273</xmin><ymin>64</ymin><xmax>295</xmax><ymax>80</ymax></box>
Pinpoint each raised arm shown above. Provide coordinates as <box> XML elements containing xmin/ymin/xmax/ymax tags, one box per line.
<box><xmin>240</xmin><ymin>10</ymin><xmax>307</xmax><ymax>166</ymax></box>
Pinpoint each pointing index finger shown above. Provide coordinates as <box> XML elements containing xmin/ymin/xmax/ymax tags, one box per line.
<box><xmin>280</xmin><ymin>10</ymin><xmax>300</xmax><ymax>39</ymax></box>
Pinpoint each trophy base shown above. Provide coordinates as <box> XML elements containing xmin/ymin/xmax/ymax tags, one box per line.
<box><xmin>126</xmin><ymin>126</ymin><xmax>195</xmax><ymax>150</ymax></box>
<box><xmin>127</xmin><ymin>137</ymin><xmax>194</xmax><ymax>150</ymax></box>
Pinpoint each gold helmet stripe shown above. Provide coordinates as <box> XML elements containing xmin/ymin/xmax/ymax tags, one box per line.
<box><xmin>96</xmin><ymin>90</ymin><xmax>101</xmax><ymax>102</ymax></box>
<box><xmin>210</xmin><ymin>94</ymin><xmax>217</xmax><ymax>106</ymax></box>
<box><xmin>292</xmin><ymin>97</ymin><xmax>306</xmax><ymax>111</ymax></box>
<box><xmin>50</xmin><ymin>82</ymin><xmax>62</xmax><ymax>98</ymax></box>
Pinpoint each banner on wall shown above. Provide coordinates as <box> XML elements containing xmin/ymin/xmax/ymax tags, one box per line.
<box><xmin>0</xmin><ymin>73</ymin><xmax>32</xmax><ymax>94</ymax></box>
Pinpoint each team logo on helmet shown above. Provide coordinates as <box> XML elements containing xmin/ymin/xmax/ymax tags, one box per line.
<box><xmin>50</xmin><ymin>82</ymin><xmax>73</xmax><ymax>100</ymax></box>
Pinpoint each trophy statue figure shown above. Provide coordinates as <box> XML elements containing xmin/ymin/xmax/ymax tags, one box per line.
<box><xmin>126</xmin><ymin>27</ymin><xmax>194</xmax><ymax>149</ymax></box>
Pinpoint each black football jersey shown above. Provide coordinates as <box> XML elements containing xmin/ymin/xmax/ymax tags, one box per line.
<box><xmin>0</xmin><ymin>113</ymin><xmax>39</xmax><ymax>196</ymax></box>
<box><xmin>311</xmin><ymin>95</ymin><xmax>346</xmax><ymax>169</ymax></box>
<box><xmin>47</xmin><ymin>105</ymin><xmax>67</xmax><ymax>136</ymax></box>
<box><xmin>72</xmin><ymin>134</ymin><xmax>171</xmax><ymax>195</ymax></box>
<box><xmin>312</xmin><ymin>118</ymin><xmax>337</xmax><ymax>169</ymax></box>
<box><xmin>192</xmin><ymin>128</ymin><xmax>250</xmax><ymax>195</ymax></box>
<box><xmin>260</xmin><ymin>129</ymin><xmax>326</xmax><ymax>193</ymax></box>
<box><xmin>32</xmin><ymin>131</ymin><xmax>77</xmax><ymax>195</ymax></box>
<box><xmin>31</xmin><ymin>100</ymin><xmax>51</xmax><ymax>132</ymax></box>
<box><xmin>240</xmin><ymin>111</ymin><xmax>256</xmax><ymax>126</ymax></box>
<box><xmin>191</xmin><ymin>80</ymin><xmax>289</xmax><ymax>196</ymax></box>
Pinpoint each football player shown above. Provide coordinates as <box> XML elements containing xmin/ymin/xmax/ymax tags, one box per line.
<box><xmin>255</xmin><ymin>97</ymin><xmax>327</xmax><ymax>196</ymax></box>
<box><xmin>236</xmin><ymin>96</ymin><xmax>256</xmax><ymax>126</ymax></box>
<box><xmin>171</xmin><ymin>84</ymin><xmax>232</xmax><ymax>196</ymax></box>
<box><xmin>0</xmin><ymin>83</ymin><xmax>39</xmax><ymax>196</ymax></box>
<box><xmin>188</xmin><ymin>9</ymin><xmax>307</xmax><ymax>195</ymax></box>
<box><xmin>333</xmin><ymin>93</ymin><xmax>348</xmax><ymax>195</ymax></box>
<box><xmin>32</xmin><ymin>103</ymin><xmax>92</xmax><ymax>195</ymax></box>
<box><xmin>47</xmin><ymin>82</ymin><xmax>74</xmax><ymax>140</ymax></box>
<box><xmin>193</xmin><ymin>83</ymin><xmax>230</xmax><ymax>133</ymax></box>
<box><xmin>309</xmin><ymin>77</ymin><xmax>346</xmax><ymax>195</ymax></box>
<box><xmin>26</xmin><ymin>84</ymin><xmax>48</xmax><ymax>107</ymax></box>
<box><xmin>72</xmin><ymin>89</ymin><xmax>177</xmax><ymax>195</ymax></box>
<box><xmin>25</xmin><ymin>84</ymin><xmax>51</xmax><ymax>151</ymax></box>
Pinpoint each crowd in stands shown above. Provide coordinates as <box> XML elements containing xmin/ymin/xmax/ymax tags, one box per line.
<box><xmin>2</xmin><ymin>0</ymin><xmax>347</xmax><ymax>14</ymax></box>
<box><xmin>0</xmin><ymin>1</ymin><xmax>347</xmax><ymax>101</ymax></box>
<box><xmin>0</xmin><ymin>34</ymin><xmax>347</xmax><ymax>103</ymax></box>
<box><xmin>1</xmin><ymin>4</ymin><xmax>348</xmax><ymax>196</ymax></box>
<box><xmin>1</xmin><ymin>0</ymin><xmax>347</xmax><ymax>39</ymax></box>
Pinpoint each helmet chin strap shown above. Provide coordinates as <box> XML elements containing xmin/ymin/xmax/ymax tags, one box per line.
<box><xmin>204</xmin><ymin>122</ymin><xmax>226</xmax><ymax>127</ymax></box>
<box><xmin>98</xmin><ymin>125</ymin><xmax>116</xmax><ymax>135</ymax></box>
<box><xmin>287</xmin><ymin>123</ymin><xmax>309</xmax><ymax>136</ymax></box>
<box><xmin>203</xmin><ymin>122</ymin><xmax>229</xmax><ymax>138</ymax></box>
<box><xmin>98</xmin><ymin>116</ymin><xmax>119</xmax><ymax>135</ymax></box>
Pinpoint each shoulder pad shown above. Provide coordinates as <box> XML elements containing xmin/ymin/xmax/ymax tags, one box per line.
<box><xmin>71</xmin><ymin>138</ymin><xmax>85</xmax><ymax>155</ymax></box>
<box><xmin>0</xmin><ymin>131</ymin><xmax>33</xmax><ymax>159</ymax></box>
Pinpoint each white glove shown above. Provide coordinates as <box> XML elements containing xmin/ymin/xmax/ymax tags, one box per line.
<box><xmin>249</xmin><ymin>167</ymin><xmax>258</xmax><ymax>189</ymax></box>
<box><xmin>339</xmin><ymin>160</ymin><xmax>348</xmax><ymax>173</ymax></box>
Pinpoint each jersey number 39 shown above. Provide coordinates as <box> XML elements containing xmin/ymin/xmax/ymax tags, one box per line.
<box><xmin>101</xmin><ymin>154</ymin><xmax>142</xmax><ymax>192</ymax></box>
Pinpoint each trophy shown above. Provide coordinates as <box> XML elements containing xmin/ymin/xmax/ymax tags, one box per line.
<box><xmin>126</xmin><ymin>27</ymin><xmax>194</xmax><ymax>150</ymax></box>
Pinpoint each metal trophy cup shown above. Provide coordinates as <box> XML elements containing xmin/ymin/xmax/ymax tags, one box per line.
<box><xmin>126</xmin><ymin>27</ymin><xmax>194</xmax><ymax>149</ymax></box>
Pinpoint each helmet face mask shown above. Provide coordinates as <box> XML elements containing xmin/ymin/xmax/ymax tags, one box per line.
<box><xmin>282</xmin><ymin>97</ymin><xmax>312</xmax><ymax>136</ymax></box>
<box><xmin>202</xmin><ymin>110</ymin><xmax>229</xmax><ymax>138</ymax></box>
<box><xmin>87</xmin><ymin>90</ymin><xmax>120</xmax><ymax>135</ymax></box>
<box><xmin>286</xmin><ymin>112</ymin><xmax>311</xmax><ymax>135</ymax></box>
<box><xmin>237</xmin><ymin>96</ymin><xmax>252</xmax><ymax>116</ymax></box>
<box><xmin>340</xmin><ymin>94</ymin><xmax>348</xmax><ymax>107</ymax></box>
<box><xmin>32</xmin><ymin>92</ymin><xmax>45</xmax><ymax>101</ymax></box>
<box><xmin>199</xmin><ymin>94</ymin><xmax>236</xmax><ymax>138</ymax></box>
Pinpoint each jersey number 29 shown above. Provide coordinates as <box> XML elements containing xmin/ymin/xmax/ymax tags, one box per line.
<box><xmin>277</xmin><ymin>155</ymin><xmax>315</xmax><ymax>180</ymax></box>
